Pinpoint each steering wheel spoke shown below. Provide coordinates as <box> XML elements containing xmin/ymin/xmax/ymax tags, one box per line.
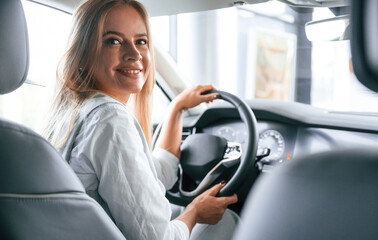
<box><xmin>179</xmin><ymin>141</ymin><xmax>242</xmax><ymax>197</ymax></box>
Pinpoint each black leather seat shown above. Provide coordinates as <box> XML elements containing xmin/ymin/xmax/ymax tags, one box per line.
<box><xmin>0</xmin><ymin>1</ymin><xmax>125</xmax><ymax>239</ymax></box>
<box><xmin>233</xmin><ymin>1</ymin><xmax>378</xmax><ymax>239</ymax></box>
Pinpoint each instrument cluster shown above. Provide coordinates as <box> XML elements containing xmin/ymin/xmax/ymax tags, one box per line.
<box><xmin>206</xmin><ymin>120</ymin><xmax>294</xmax><ymax>165</ymax></box>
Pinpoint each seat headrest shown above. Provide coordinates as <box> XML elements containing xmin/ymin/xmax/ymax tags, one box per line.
<box><xmin>351</xmin><ymin>0</ymin><xmax>378</xmax><ymax>93</ymax></box>
<box><xmin>0</xmin><ymin>0</ymin><xmax>29</xmax><ymax>94</ymax></box>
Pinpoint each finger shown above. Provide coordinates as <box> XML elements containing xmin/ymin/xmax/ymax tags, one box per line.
<box><xmin>198</xmin><ymin>84</ymin><xmax>217</xmax><ymax>94</ymax></box>
<box><xmin>201</xmin><ymin>93</ymin><xmax>219</xmax><ymax>103</ymax></box>
<box><xmin>197</xmin><ymin>84</ymin><xmax>216</xmax><ymax>91</ymax></box>
<box><xmin>205</xmin><ymin>182</ymin><xmax>225</xmax><ymax>196</ymax></box>
<box><xmin>218</xmin><ymin>194</ymin><xmax>238</xmax><ymax>206</ymax></box>
<box><xmin>198</xmin><ymin>85</ymin><xmax>218</xmax><ymax>99</ymax></box>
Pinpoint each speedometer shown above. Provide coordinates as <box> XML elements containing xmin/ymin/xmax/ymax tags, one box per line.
<box><xmin>258</xmin><ymin>130</ymin><xmax>285</xmax><ymax>162</ymax></box>
<box><xmin>215</xmin><ymin>126</ymin><xmax>236</xmax><ymax>142</ymax></box>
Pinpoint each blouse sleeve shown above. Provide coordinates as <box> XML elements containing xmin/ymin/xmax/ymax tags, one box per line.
<box><xmin>79</xmin><ymin>104</ymin><xmax>189</xmax><ymax>240</ymax></box>
<box><xmin>152</xmin><ymin>147</ymin><xmax>180</xmax><ymax>190</ymax></box>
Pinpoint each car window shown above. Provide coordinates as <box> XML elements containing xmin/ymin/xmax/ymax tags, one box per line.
<box><xmin>150</xmin><ymin>1</ymin><xmax>378</xmax><ymax>114</ymax></box>
<box><xmin>152</xmin><ymin>84</ymin><xmax>171</xmax><ymax>125</ymax></box>
<box><xmin>0</xmin><ymin>1</ymin><xmax>72</xmax><ymax>130</ymax></box>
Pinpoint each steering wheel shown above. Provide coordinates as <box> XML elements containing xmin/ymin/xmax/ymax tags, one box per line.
<box><xmin>152</xmin><ymin>90</ymin><xmax>258</xmax><ymax>206</ymax></box>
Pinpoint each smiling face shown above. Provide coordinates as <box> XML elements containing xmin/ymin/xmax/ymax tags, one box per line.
<box><xmin>93</xmin><ymin>5</ymin><xmax>151</xmax><ymax>104</ymax></box>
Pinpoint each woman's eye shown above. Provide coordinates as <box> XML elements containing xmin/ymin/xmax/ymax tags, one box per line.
<box><xmin>136</xmin><ymin>39</ymin><xmax>148</xmax><ymax>45</ymax></box>
<box><xmin>105</xmin><ymin>38</ymin><xmax>121</xmax><ymax>45</ymax></box>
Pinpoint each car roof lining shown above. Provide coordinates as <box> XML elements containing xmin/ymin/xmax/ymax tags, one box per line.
<box><xmin>28</xmin><ymin>0</ymin><xmax>349</xmax><ymax>16</ymax></box>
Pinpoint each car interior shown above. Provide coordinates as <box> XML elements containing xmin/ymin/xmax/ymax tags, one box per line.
<box><xmin>1</xmin><ymin>0</ymin><xmax>378</xmax><ymax>239</ymax></box>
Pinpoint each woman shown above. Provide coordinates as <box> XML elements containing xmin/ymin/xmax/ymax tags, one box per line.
<box><xmin>43</xmin><ymin>0</ymin><xmax>238</xmax><ymax>239</ymax></box>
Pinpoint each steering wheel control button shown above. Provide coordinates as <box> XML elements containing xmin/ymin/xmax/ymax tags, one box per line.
<box><xmin>223</xmin><ymin>142</ymin><xmax>242</xmax><ymax>168</ymax></box>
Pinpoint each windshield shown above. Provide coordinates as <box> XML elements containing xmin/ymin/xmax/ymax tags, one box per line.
<box><xmin>150</xmin><ymin>1</ymin><xmax>378</xmax><ymax>114</ymax></box>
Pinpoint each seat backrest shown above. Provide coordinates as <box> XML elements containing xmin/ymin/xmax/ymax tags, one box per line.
<box><xmin>0</xmin><ymin>1</ymin><xmax>125</xmax><ymax>239</ymax></box>
<box><xmin>233</xmin><ymin>148</ymin><xmax>378</xmax><ymax>240</ymax></box>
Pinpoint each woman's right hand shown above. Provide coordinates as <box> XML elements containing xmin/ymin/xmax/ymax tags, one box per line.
<box><xmin>177</xmin><ymin>182</ymin><xmax>238</xmax><ymax>233</ymax></box>
<box><xmin>190</xmin><ymin>182</ymin><xmax>238</xmax><ymax>224</ymax></box>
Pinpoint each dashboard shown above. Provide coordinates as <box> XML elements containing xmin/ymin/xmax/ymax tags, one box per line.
<box><xmin>182</xmin><ymin>99</ymin><xmax>378</xmax><ymax>171</ymax></box>
<box><xmin>199</xmin><ymin>118</ymin><xmax>378</xmax><ymax>170</ymax></box>
<box><xmin>178</xmin><ymin>99</ymin><xmax>378</xmax><ymax>211</ymax></box>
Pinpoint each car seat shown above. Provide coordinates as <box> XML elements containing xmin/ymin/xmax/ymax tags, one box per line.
<box><xmin>0</xmin><ymin>0</ymin><xmax>126</xmax><ymax>239</ymax></box>
<box><xmin>232</xmin><ymin>1</ymin><xmax>378</xmax><ymax>239</ymax></box>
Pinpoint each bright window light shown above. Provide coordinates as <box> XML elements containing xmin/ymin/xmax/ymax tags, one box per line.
<box><xmin>0</xmin><ymin>1</ymin><xmax>72</xmax><ymax>130</ymax></box>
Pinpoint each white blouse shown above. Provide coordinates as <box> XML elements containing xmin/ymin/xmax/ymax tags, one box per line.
<box><xmin>59</xmin><ymin>94</ymin><xmax>189</xmax><ymax>239</ymax></box>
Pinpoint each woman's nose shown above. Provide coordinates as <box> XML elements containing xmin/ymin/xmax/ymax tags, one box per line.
<box><xmin>123</xmin><ymin>43</ymin><xmax>142</xmax><ymax>61</ymax></box>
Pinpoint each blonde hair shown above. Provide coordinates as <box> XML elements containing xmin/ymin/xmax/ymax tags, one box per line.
<box><xmin>43</xmin><ymin>0</ymin><xmax>155</xmax><ymax>147</ymax></box>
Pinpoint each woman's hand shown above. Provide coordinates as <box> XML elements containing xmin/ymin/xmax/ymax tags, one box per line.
<box><xmin>172</xmin><ymin>84</ymin><xmax>219</xmax><ymax>112</ymax></box>
<box><xmin>176</xmin><ymin>182</ymin><xmax>238</xmax><ymax>233</ymax></box>
<box><xmin>190</xmin><ymin>182</ymin><xmax>238</xmax><ymax>224</ymax></box>
<box><xmin>154</xmin><ymin>84</ymin><xmax>219</xmax><ymax>158</ymax></box>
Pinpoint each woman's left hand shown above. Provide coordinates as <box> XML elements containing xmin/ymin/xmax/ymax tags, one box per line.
<box><xmin>172</xmin><ymin>84</ymin><xmax>219</xmax><ymax>111</ymax></box>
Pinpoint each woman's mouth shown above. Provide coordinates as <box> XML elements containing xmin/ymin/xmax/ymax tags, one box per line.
<box><xmin>118</xmin><ymin>69</ymin><xmax>141</xmax><ymax>74</ymax></box>
<box><xmin>117</xmin><ymin>69</ymin><xmax>142</xmax><ymax>77</ymax></box>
